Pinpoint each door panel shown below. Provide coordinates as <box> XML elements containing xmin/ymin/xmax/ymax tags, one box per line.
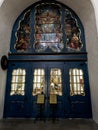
<box><xmin>64</xmin><ymin>62</ymin><xmax>92</xmax><ymax>118</ymax></box>
<box><xmin>4</xmin><ymin>62</ymin><xmax>30</xmax><ymax>117</ymax></box>
<box><xmin>48</xmin><ymin>63</ymin><xmax>64</xmax><ymax>118</ymax></box>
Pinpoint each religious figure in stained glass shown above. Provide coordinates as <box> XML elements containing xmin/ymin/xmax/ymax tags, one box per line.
<box><xmin>34</xmin><ymin>4</ymin><xmax>64</xmax><ymax>52</ymax></box>
<box><xmin>13</xmin><ymin>3</ymin><xmax>84</xmax><ymax>53</ymax></box>
<box><xmin>65</xmin><ymin>9</ymin><xmax>83</xmax><ymax>51</ymax></box>
<box><xmin>50</xmin><ymin>68</ymin><xmax>62</xmax><ymax>96</ymax></box>
<box><xmin>14</xmin><ymin>10</ymin><xmax>31</xmax><ymax>52</ymax></box>
<box><xmin>69</xmin><ymin>34</ymin><xmax>82</xmax><ymax>50</ymax></box>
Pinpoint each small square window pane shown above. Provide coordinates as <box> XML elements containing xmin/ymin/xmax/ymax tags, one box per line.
<box><xmin>21</xmin><ymin>84</ymin><xmax>25</xmax><ymax>90</ymax></box>
<box><xmin>11</xmin><ymin>84</ymin><xmax>15</xmax><ymax>90</ymax></box>
<box><xmin>76</xmin><ymin>69</ymin><xmax>79</xmax><ymax>75</ymax></box>
<box><xmin>34</xmin><ymin>76</ymin><xmax>37</xmax><ymax>82</ymax></box>
<box><xmin>38</xmin><ymin>69</ymin><xmax>41</xmax><ymax>75</ymax></box>
<box><xmin>73</xmin><ymin>76</ymin><xmax>76</xmax><ymax>83</ymax></box>
<box><xmin>37</xmin><ymin>76</ymin><xmax>41</xmax><ymax>82</ymax></box>
<box><xmin>80</xmin><ymin>70</ymin><xmax>83</xmax><ymax>75</ymax></box>
<box><xmin>36</xmin><ymin>83</ymin><xmax>41</xmax><ymax>88</ymax></box>
<box><xmin>77</xmin><ymin>84</ymin><xmax>80</xmax><ymax>91</ymax></box>
<box><xmin>23</xmin><ymin>69</ymin><xmax>25</xmax><ymax>74</ymax></box>
<box><xmin>74</xmin><ymin>84</ymin><xmax>77</xmax><ymax>90</ymax></box>
<box><xmin>12</xmin><ymin>76</ymin><xmax>16</xmax><ymax>83</ymax></box>
<box><xmin>15</xmin><ymin>76</ymin><xmax>18</xmax><ymax>82</ymax></box>
<box><xmin>81</xmin><ymin>86</ymin><xmax>84</xmax><ymax>92</ymax></box>
<box><xmin>12</xmin><ymin>70</ymin><xmax>16</xmax><ymax>75</ymax></box>
<box><xmin>22</xmin><ymin>76</ymin><xmax>25</xmax><ymax>82</ymax></box>
<box><xmin>77</xmin><ymin>76</ymin><xmax>80</xmax><ymax>83</ymax></box>
<box><xmin>34</xmin><ymin>69</ymin><xmax>37</xmax><ymax>75</ymax></box>
<box><xmin>69</xmin><ymin>69</ymin><xmax>71</xmax><ymax>75</ymax></box>
<box><xmin>73</xmin><ymin>69</ymin><xmax>76</xmax><ymax>75</ymax></box>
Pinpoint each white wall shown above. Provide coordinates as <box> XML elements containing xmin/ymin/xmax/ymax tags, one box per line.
<box><xmin>91</xmin><ymin>0</ymin><xmax>98</xmax><ymax>33</ymax></box>
<box><xmin>0</xmin><ymin>0</ymin><xmax>98</xmax><ymax>123</ymax></box>
<box><xmin>0</xmin><ymin>0</ymin><xmax>4</xmax><ymax>7</ymax></box>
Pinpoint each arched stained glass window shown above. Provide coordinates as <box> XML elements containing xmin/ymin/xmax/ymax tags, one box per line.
<box><xmin>12</xmin><ymin>2</ymin><xmax>84</xmax><ymax>53</ymax></box>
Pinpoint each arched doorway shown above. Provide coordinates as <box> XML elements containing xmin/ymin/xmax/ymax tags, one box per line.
<box><xmin>4</xmin><ymin>1</ymin><xmax>92</xmax><ymax>118</ymax></box>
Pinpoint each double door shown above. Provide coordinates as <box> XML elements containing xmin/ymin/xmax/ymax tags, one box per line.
<box><xmin>31</xmin><ymin>62</ymin><xmax>65</xmax><ymax>118</ymax></box>
<box><xmin>4</xmin><ymin>61</ymin><xmax>92</xmax><ymax>118</ymax></box>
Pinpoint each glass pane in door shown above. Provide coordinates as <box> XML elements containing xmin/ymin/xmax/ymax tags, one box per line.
<box><xmin>10</xmin><ymin>69</ymin><xmax>26</xmax><ymax>96</ymax></box>
<box><xmin>50</xmin><ymin>68</ymin><xmax>62</xmax><ymax>96</ymax></box>
<box><xmin>32</xmin><ymin>69</ymin><xmax>45</xmax><ymax>96</ymax></box>
<box><xmin>69</xmin><ymin>68</ymin><xmax>85</xmax><ymax>96</ymax></box>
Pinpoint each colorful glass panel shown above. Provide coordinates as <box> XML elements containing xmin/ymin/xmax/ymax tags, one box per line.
<box><xmin>69</xmin><ymin>69</ymin><xmax>85</xmax><ymax>96</ymax></box>
<box><xmin>13</xmin><ymin>3</ymin><xmax>84</xmax><ymax>53</ymax></box>
<box><xmin>65</xmin><ymin>9</ymin><xmax>83</xmax><ymax>52</ymax></box>
<box><xmin>10</xmin><ymin>69</ymin><xmax>26</xmax><ymax>95</ymax></box>
<box><xmin>14</xmin><ymin>10</ymin><xmax>31</xmax><ymax>52</ymax></box>
<box><xmin>34</xmin><ymin>4</ymin><xmax>63</xmax><ymax>52</ymax></box>
<box><xmin>50</xmin><ymin>68</ymin><xmax>62</xmax><ymax>96</ymax></box>
<box><xmin>32</xmin><ymin>69</ymin><xmax>45</xmax><ymax>96</ymax></box>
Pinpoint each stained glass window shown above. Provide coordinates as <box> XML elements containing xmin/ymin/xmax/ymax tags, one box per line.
<box><xmin>65</xmin><ymin>9</ymin><xmax>83</xmax><ymax>52</ymax></box>
<box><xmin>69</xmin><ymin>69</ymin><xmax>85</xmax><ymax>96</ymax></box>
<box><xmin>34</xmin><ymin>4</ymin><xmax>63</xmax><ymax>52</ymax></box>
<box><xmin>50</xmin><ymin>68</ymin><xmax>62</xmax><ymax>96</ymax></box>
<box><xmin>13</xmin><ymin>2</ymin><xmax>84</xmax><ymax>53</ymax></box>
<box><xmin>32</xmin><ymin>69</ymin><xmax>45</xmax><ymax>96</ymax></box>
<box><xmin>10</xmin><ymin>69</ymin><xmax>26</xmax><ymax>95</ymax></box>
<box><xmin>14</xmin><ymin>10</ymin><xmax>31</xmax><ymax>52</ymax></box>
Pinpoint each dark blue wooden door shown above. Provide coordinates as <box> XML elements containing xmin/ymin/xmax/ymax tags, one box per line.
<box><xmin>4</xmin><ymin>62</ymin><xmax>31</xmax><ymax>118</ymax></box>
<box><xmin>64</xmin><ymin>62</ymin><xmax>92</xmax><ymax>118</ymax></box>
<box><xmin>4</xmin><ymin>61</ymin><xmax>92</xmax><ymax>118</ymax></box>
<box><xmin>31</xmin><ymin>62</ymin><xmax>65</xmax><ymax>118</ymax></box>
